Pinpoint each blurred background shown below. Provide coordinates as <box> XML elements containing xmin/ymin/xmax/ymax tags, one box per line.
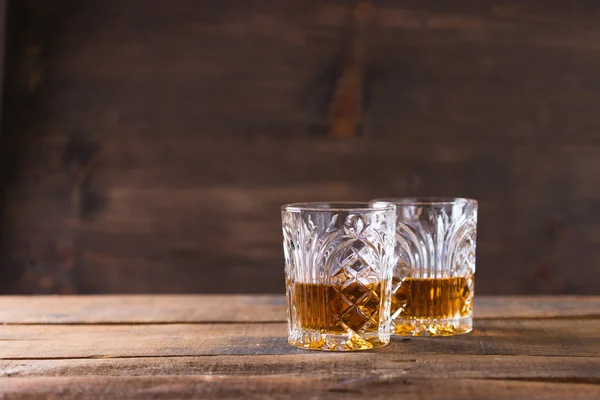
<box><xmin>0</xmin><ymin>0</ymin><xmax>599</xmax><ymax>295</ymax></box>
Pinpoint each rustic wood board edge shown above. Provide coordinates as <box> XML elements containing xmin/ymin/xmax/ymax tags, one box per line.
<box><xmin>1</xmin><ymin>354</ymin><xmax>599</xmax><ymax>381</ymax></box>
<box><xmin>1</xmin><ymin>376</ymin><xmax>599</xmax><ymax>400</ymax></box>
<box><xmin>0</xmin><ymin>295</ymin><xmax>598</xmax><ymax>324</ymax></box>
<box><xmin>0</xmin><ymin>319</ymin><xmax>598</xmax><ymax>359</ymax></box>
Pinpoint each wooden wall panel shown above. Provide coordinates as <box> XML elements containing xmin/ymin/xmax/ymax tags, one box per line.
<box><xmin>1</xmin><ymin>0</ymin><xmax>599</xmax><ymax>294</ymax></box>
<box><xmin>0</xmin><ymin>0</ymin><xmax>5</xmax><ymax>122</ymax></box>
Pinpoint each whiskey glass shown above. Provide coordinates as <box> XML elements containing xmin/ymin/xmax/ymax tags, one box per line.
<box><xmin>282</xmin><ymin>202</ymin><xmax>396</xmax><ymax>351</ymax></box>
<box><xmin>372</xmin><ymin>198</ymin><xmax>478</xmax><ymax>336</ymax></box>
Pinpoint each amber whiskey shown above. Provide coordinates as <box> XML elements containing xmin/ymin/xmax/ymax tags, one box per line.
<box><xmin>391</xmin><ymin>274</ymin><xmax>474</xmax><ymax>336</ymax></box>
<box><xmin>290</xmin><ymin>280</ymin><xmax>387</xmax><ymax>350</ymax></box>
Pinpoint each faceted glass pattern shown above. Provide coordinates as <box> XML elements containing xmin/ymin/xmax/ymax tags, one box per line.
<box><xmin>373</xmin><ymin>198</ymin><xmax>478</xmax><ymax>336</ymax></box>
<box><xmin>282</xmin><ymin>203</ymin><xmax>396</xmax><ymax>351</ymax></box>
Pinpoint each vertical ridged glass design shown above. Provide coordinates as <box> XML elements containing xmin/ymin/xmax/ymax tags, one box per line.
<box><xmin>372</xmin><ymin>198</ymin><xmax>478</xmax><ymax>336</ymax></box>
<box><xmin>282</xmin><ymin>202</ymin><xmax>396</xmax><ymax>351</ymax></box>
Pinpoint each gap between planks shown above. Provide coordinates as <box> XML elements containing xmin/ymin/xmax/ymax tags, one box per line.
<box><xmin>5</xmin><ymin>313</ymin><xmax>600</xmax><ymax>327</ymax></box>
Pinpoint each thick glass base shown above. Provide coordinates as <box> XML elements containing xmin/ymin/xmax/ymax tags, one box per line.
<box><xmin>289</xmin><ymin>330</ymin><xmax>389</xmax><ymax>351</ymax></box>
<box><xmin>393</xmin><ymin>315</ymin><xmax>472</xmax><ymax>336</ymax></box>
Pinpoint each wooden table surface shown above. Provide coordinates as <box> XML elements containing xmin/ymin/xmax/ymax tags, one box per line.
<box><xmin>0</xmin><ymin>296</ymin><xmax>599</xmax><ymax>399</ymax></box>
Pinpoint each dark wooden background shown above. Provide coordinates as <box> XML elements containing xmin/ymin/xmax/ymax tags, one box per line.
<box><xmin>1</xmin><ymin>0</ymin><xmax>599</xmax><ymax>294</ymax></box>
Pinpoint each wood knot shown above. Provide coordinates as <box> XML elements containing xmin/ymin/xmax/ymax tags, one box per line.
<box><xmin>327</xmin><ymin>1</ymin><xmax>372</xmax><ymax>139</ymax></box>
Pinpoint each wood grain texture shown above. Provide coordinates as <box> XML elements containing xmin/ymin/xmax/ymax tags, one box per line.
<box><xmin>2</xmin><ymin>376</ymin><xmax>600</xmax><ymax>400</ymax></box>
<box><xmin>0</xmin><ymin>295</ymin><xmax>598</xmax><ymax>399</ymax></box>
<box><xmin>1</xmin><ymin>0</ymin><xmax>600</xmax><ymax>294</ymax></box>
<box><xmin>2</xmin><ymin>139</ymin><xmax>599</xmax><ymax>295</ymax></box>
<box><xmin>0</xmin><ymin>295</ymin><xmax>598</xmax><ymax>324</ymax></box>
<box><xmin>0</xmin><ymin>0</ymin><xmax>6</xmax><ymax>121</ymax></box>
<box><xmin>2</xmin><ymin>354</ymin><xmax>599</xmax><ymax>380</ymax></box>
<box><xmin>0</xmin><ymin>319</ymin><xmax>599</xmax><ymax>359</ymax></box>
<box><xmin>0</xmin><ymin>295</ymin><xmax>286</xmax><ymax>324</ymax></box>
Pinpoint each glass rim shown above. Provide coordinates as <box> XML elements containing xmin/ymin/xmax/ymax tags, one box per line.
<box><xmin>372</xmin><ymin>197</ymin><xmax>478</xmax><ymax>206</ymax></box>
<box><xmin>282</xmin><ymin>202</ymin><xmax>395</xmax><ymax>213</ymax></box>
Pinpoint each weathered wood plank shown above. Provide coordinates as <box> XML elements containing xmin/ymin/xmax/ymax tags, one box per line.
<box><xmin>0</xmin><ymin>295</ymin><xmax>286</xmax><ymax>324</ymax></box>
<box><xmin>0</xmin><ymin>296</ymin><xmax>598</xmax><ymax>398</ymax></box>
<box><xmin>0</xmin><ymin>319</ymin><xmax>598</xmax><ymax>359</ymax></box>
<box><xmin>0</xmin><ymin>296</ymin><xmax>598</xmax><ymax>324</ymax></box>
<box><xmin>0</xmin><ymin>0</ymin><xmax>6</xmax><ymax>122</ymax></box>
<box><xmin>2</xmin><ymin>355</ymin><xmax>598</xmax><ymax>381</ymax></box>
<box><xmin>2</xmin><ymin>376</ymin><xmax>599</xmax><ymax>400</ymax></box>
<box><xmin>4</xmin><ymin>0</ymin><xmax>600</xmax><ymax>142</ymax></box>
<box><xmin>3</xmin><ymin>0</ymin><xmax>600</xmax><ymax>295</ymax></box>
<box><xmin>2</xmin><ymin>139</ymin><xmax>600</xmax><ymax>294</ymax></box>
<box><xmin>475</xmin><ymin>296</ymin><xmax>600</xmax><ymax>319</ymax></box>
